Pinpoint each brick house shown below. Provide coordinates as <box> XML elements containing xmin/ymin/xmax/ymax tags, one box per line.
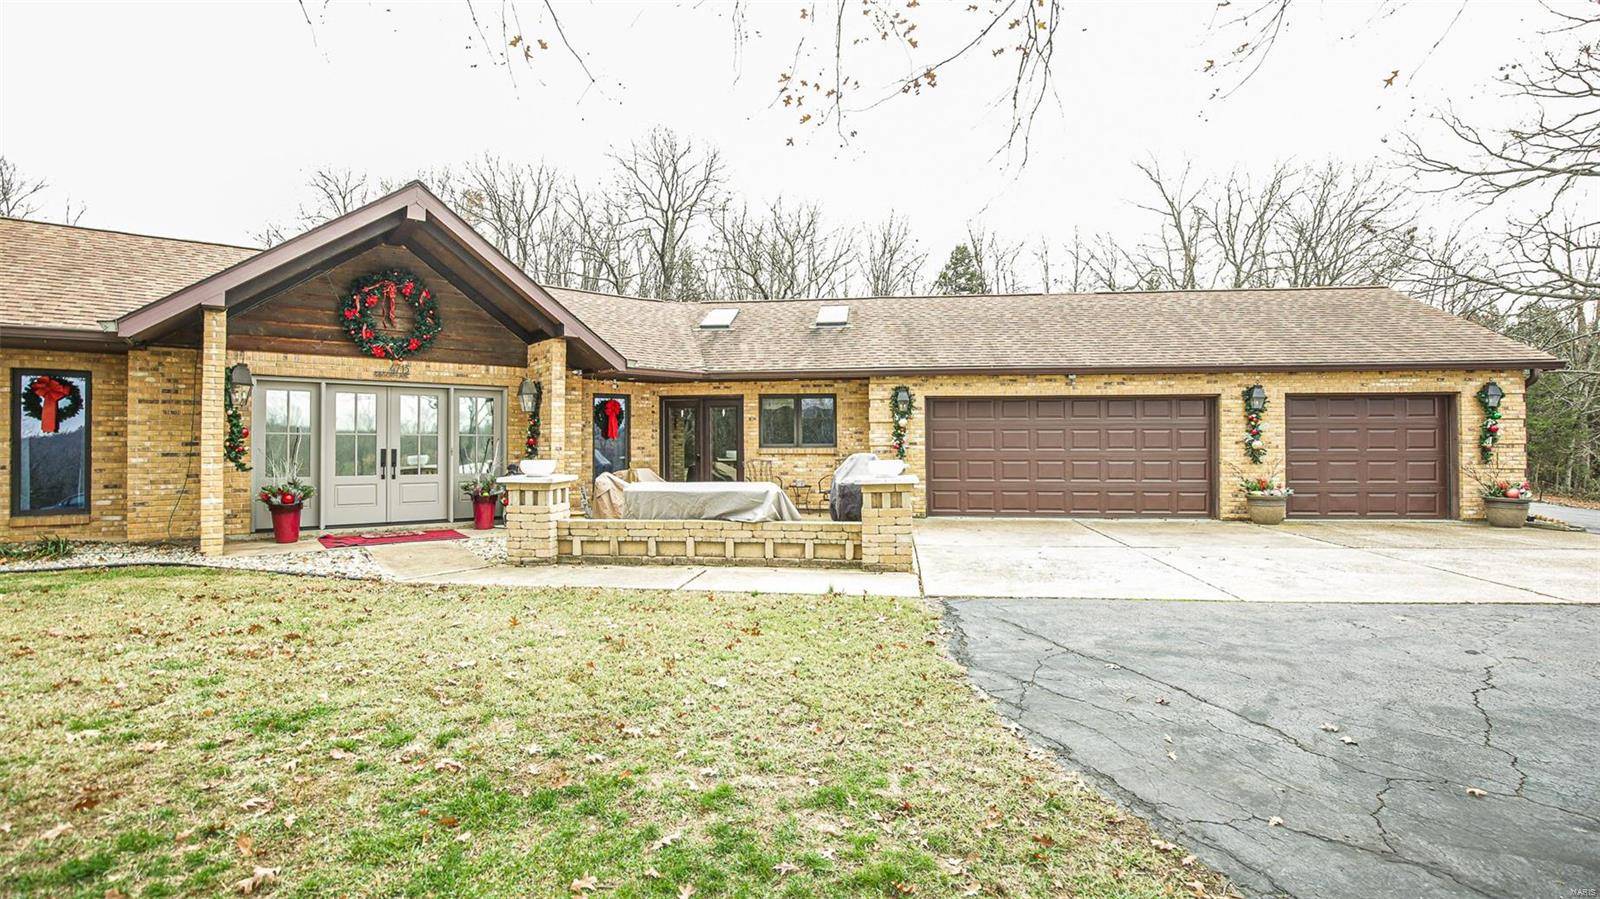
<box><xmin>1</xmin><ymin>182</ymin><xmax>1561</xmax><ymax>555</ymax></box>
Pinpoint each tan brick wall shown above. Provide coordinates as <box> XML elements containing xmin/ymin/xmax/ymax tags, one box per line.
<box><xmin>867</xmin><ymin>369</ymin><xmax>1528</xmax><ymax>520</ymax></box>
<box><xmin>221</xmin><ymin>346</ymin><xmax>539</xmax><ymax>536</ymax></box>
<box><xmin>566</xmin><ymin>376</ymin><xmax>871</xmax><ymax>511</ymax></box>
<box><xmin>125</xmin><ymin>347</ymin><xmax>204</xmax><ymax>543</ymax></box>
<box><xmin>557</xmin><ymin>516</ymin><xmax>863</xmax><ymax>567</ymax></box>
<box><xmin>0</xmin><ymin>349</ymin><xmax>128</xmax><ymax>542</ymax></box>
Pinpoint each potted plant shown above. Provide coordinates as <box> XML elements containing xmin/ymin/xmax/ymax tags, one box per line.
<box><xmin>461</xmin><ymin>475</ymin><xmax>505</xmax><ymax>530</ymax></box>
<box><xmin>257</xmin><ymin>477</ymin><xmax>316</xmax><ymax>544</ymax></box>
<box><xmin>1240</xmin><ymin>475</ymin><xmax>1293</xmax><ymax>525</ymax></box>
<box><xmin>1480</xmin><ymin>477</ymin><xmax>1533</xmax><ymax>528</ymax></box>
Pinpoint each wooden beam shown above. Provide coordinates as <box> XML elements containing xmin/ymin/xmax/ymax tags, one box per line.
<box><xmin>225</xmin><ymin>234</ymin><xmax>390</xmax><ymax>320</ymax></box>
<box><xmin>224</xmin><ymin>214</ymin><xmax>402</xmax><ymax>313</ymax></box>
<box><xmin>406</xmin><ymin>223</ymin><xmax>563</xmax><ymax>337</ymax></box>
<box><xmin>401</xmin><ymin>238</ymin><xmax>541</xmax><ymax>343</ymax></box>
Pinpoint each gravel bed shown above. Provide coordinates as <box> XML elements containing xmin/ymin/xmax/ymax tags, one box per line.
<box><xmin>462</xmin><ymin>534</ymin><xmax>508</xmax><ymax>565</ymax></box>
<box><xmin>0</xmin><ymin>542</ymin><xmax>383</xmax><ymax>580</ymax></box>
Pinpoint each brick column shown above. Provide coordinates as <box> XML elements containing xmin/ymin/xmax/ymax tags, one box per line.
<box><xmin>859</xmin><ymin>475</ymin><xmax>917</xmax><ymax>572</ymax></box>
<box><xmin>526</xmin><ymin>339</ymin><xmax>568</xmax><ymax>472</ymax></box>
<box><xmin>500</xmin><ymin>474</ymin><xmax>574</xmax><ymax>564</ymax></box>
<box><xmin>197</xmin><ymin>308</ymin><xmax>227</xmax><ymax>556</ymax></box>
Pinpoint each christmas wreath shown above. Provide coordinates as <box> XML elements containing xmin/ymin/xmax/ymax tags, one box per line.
<box><xmin>339</xmin><ymin>269</ymin><xmax>441</xmax><ymax>360</ymax></box>
<box><xmin>594</xmin><ymin>398</ymin><xmax>625</xmax><ymax>440</ymax></box>
<box><xmin>21</xmin><ymin>375</ymin><xmax>85</xmax><ymax>433</ymax></box>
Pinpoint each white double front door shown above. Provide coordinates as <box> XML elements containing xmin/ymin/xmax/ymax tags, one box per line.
<box><xmin>252</xmin><ymin>381</ymin><xmax>502</xmax><ymax>531</ymax></box>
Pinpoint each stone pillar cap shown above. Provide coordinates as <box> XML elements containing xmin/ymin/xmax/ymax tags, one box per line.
<box><xmin>858</xmin><ymin>475</ymin><xmax>920</xmax><ymax>486</ymax></box>
<box><xmin>498</xmin><ymin>474</ymin><xmax>577</xmax><ymax>486</ymax></box>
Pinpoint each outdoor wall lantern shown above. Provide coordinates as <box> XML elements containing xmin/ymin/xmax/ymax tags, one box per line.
<box><xmin>227</xmin><ymin>363</ymin><xmax>254</xmax><ymax>406</ymax></box>
<box><xmin>891</xmin><ymin>385</ymin><xmax>912</xmax><ymax>409</ymax></box>
<box><xmin>1244</xmin><ymin>384</ymin><xmax>1268</xmax><ymax>414</ymax></box>
<box><xmin>1479</xmin><ymin>381</ymin><xmax>1504</xmax><ymax>410</ymax></box>
<box><xmin>517</xmin><ymin>377</ymin><xmax>541</xmax><ymax>413</ymax></box>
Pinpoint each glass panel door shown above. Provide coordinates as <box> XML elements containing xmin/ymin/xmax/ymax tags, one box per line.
<box><xmin>253</xmin><ymin>384</ymin><xmax>318</xmax><ymax>530</ymax></box>
<box><xmin>708</xmin><ymin>401</ymin><xmax>742</xmax><ymax>481</ymax></box>
<box><xmin>387</xmin><ymin>388</ymin><xmax>448</xmax><ymax>523</ymax></box>
<box><xmin>664</xmin><ymin>400</ymin><xmax>700</xmax><ymax>482</ymax></box>
<box><xmin>593</xmin><ymin>395</ymin><xmax>630</xmax><ymax>479</ymax></box>
<box><xmin>323</xmin><ymin>387</ymin><xmax>385</xmax><ymax>527</ymax></box>
<box><xmin>453</xmin><ymin>391</ymin><xmax>501</xmax><ymax>520</ymax></box>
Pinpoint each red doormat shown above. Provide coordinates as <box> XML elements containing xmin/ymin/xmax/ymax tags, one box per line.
<box><xmin>318</xmin><ymin>528</ymin><xmax>467</xmax><ymax>549</ymax></box>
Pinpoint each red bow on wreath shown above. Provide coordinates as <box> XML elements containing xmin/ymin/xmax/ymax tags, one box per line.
<box><xmin>600</xmin><ymin>399</ymin><xmax>623</xmax><ymax>440</ymax></box>
<box><xmin>30</xmin><ymin>376</ymin><xmax>72</xmax><ymax>433</ymax></box>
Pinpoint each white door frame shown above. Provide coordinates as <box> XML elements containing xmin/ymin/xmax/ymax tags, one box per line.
<box><xmin>249</xmin><ymin>376</ymin><xmax>507</xmax><ymax>531</ymax></box>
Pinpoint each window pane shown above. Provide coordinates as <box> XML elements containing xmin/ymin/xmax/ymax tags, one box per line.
<box><xmin>293</xmin><ymin>434</ymin><xmax>312</xmax><ymax>478</ymax></box>
<box><xmin>358</xmin><ymin>435</ymin><xmax>378</xmax><ymax>476</ymax></box>
<box><xmin>335</xmin><ymin>434</ymin><xmax>356</xmax><ymax>477</ymax></box>
<box><xmin>266</xmin><ymin>434</ymin><xmax>288</xmax><ymax>475</ymax></box>
<box><xmin>288</xmin><ymin>391</ymin><xmax>311</xmax><ymax>430</ymax></box>
<box><xmin>760</xmin><ymin>398</ymin><xmax>797</xmax><ymax>446</ymax></box>
<box><xmin>335</xmin><ymin>393</ymin><xmax>354</xmax><ymax>432</ymax></box>
<box><xmin>356</xmin><ymin>394</ymin><xmax>376</xmax><ymax>432</ymax></box>
<box><xmin>266</xmin><ymin>390</ymin><xmax>288</xmax><ymax>429</ymax></box>
<box><xmin>416</xmin><ymin>434</ymin><xmax>439</xmax><ymax>475</ymax></box>
<box><xmin>800</xmin><ymin>397</ymin><xmax>836</xmax><ymax>446</ymax></box>
<box><xmin>420</xmin><ymin>396</ymin><xmax>438</xmax><ymax>435</ymax></box>
<box><xmin>15</xmin><ymin>372</ymin><xmax>90</xmax><ymax>513</ymax></box>
<box><xmin>593</xmin><ymin>396</ymin><xmax>629</xmax><ymax>478</ymax></box>
<box><xmin>400</xmin><ymin>395</ymin><xmax>417</xmax><ymax>436</ymax></box>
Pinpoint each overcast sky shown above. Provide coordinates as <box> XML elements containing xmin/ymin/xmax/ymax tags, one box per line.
<box><xmin>0</xmin><ymin>1</ymin><xmax>1570</xmax><ymax>257</ymax></box>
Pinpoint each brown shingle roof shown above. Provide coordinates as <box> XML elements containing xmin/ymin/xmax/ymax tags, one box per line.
<box><xmin>545</xmin><ymin>285</ymin><xmax>1562</xmax><ymax>374</ymax></box>
<box><xmin>0</xmin><ymin>217</ymin><xmax>257</xmax><ymax>333</ymax></box>
<box><xmin>2</xmin><ymin>216</ymin><xmax>1559</xmax><ymax>374</ymax></box>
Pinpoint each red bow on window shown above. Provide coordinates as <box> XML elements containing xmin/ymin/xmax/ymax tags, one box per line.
<box><xmin>31</xmin><ymin>376</ymin><xmax>71</xmax><ymax>433</ymax></box>
<box><xmin>601</xmin><ymin>399</ymin><xmax>622</xmax><ymax>440</ymax></box>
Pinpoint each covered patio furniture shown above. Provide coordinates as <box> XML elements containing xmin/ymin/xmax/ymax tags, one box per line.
<box><xmin>623</xmin><ymin>480</ymin><xmax>803</xmax><ymax>522</ymax></box>
<box><xmin>828</xmin><ymin>452</ymin><xmax>881</xmax><ymax>521</ymax></box>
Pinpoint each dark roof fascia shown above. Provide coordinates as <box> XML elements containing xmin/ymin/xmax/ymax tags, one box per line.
<box><xmin>1</xmin><ymin>326</ymin><xmax>129</xmax><ymax>351</ymax></box>
<box><xmin>605</xmin><ymin>358</ymin><xmax>1566</xmax><ymax>382</ymax></box>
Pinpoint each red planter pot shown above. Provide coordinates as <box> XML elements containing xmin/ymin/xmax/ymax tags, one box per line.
<box><xmin>269</xmin><ymin>503</ymin><xmax>304</xmax><ymax>544</ymax></box>
<box><xmin>471</xmin><ymin>496</ymin><xmax>499</xmax><ymax>530</ymax></box>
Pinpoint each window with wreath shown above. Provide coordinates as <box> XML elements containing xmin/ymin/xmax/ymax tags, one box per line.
<box><xmin>759</xmin><ymin>395</ymin><xmax>836</xmax><ymax>447</ymax></box>
<box><xmin>13</xmin><ymin>370</ymin><xmax>91</xmax><ymax>515</ymax></box>
<box><xmin>593</xmin><ymin>395</ymin><xmax>630</xmax><ymax>478</ymax></box>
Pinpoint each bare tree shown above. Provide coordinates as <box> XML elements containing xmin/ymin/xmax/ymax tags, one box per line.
<box><xmin>862</xmin><ymin>213</ymin><xmax>926</xmax><ymax>296</ymax></box>
<box><xmin>255</xmin><ymin>167</ymin><xmax>372</xmax><ymax>246</ymax></box>
<box><xmin>610</xmin><ymin>128</ymin><xmax>723</xmax><ymax>299</ymax></box>
<box><xmin>709</xmin><ymin>198</ymin><xmax>857</xmax><ymax>300</ymax></box>
<box><xmin>436</xmin><ymin>155</ymin><xmax>566</xmax><ymax>277</ymax></box>
<box><xmin>0</xmin><ymin>157</ymin><xmax>47</xmax><ymax>219</ymax></box>
<box><xmin>964</xmin><ymin>223</ymin><xmax>1025</xmax><ymax>294</ymax></box>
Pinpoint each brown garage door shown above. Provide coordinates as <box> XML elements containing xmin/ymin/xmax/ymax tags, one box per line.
<box><xmin>1285</xmin><ymin>395</ymin><xmax>1450</xmax><ymax>518</ymax></box>
<box><xmin>926</xmin><ymin>396</ymin><xmax>1213</xmax><ymax>516</ymax></box>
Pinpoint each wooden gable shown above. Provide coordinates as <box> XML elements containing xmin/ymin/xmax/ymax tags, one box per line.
<box><xmin>228</xmin><ymin>244</ymin><xmax>531</xmax><ymax>367</ymax></box>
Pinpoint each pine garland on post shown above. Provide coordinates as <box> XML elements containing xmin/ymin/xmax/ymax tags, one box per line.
<box><xmin>224</xmin><ymin>369</ymin><xmax>250</xmax><ymax>472</ymax></box>
<box><xmin>889</xmin><ymin>386</ymin><xmax>915</xmax><ymax>461</ymax></box>
<box><xmin>1242</xmin><ymin>386</ymin><xmax>1267</xmax><ymax>464</ymax></box>
<box><xmin>523</xmin><ymin>382</ymin><xmax>543</xmax><ymax>459</ymax></box>
<box><xmin>1475</xmin><ymin>384</ymin><xmax>1503</xmax><ymax>463</ymax></box>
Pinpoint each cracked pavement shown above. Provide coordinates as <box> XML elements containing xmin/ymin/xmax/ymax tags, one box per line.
<box><xmin>947</xmin><ymin>598</ymin><xmax>1600</xmax><ymax>898</ymax></box>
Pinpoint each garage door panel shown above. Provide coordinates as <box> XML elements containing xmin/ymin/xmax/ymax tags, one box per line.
<box><xmin>927</xmin><ymin>396</ymin><xmax>1213</xmax><ymax>516</ymax></box>
<box><xmin>1286</xmin><ymin>394</ymin><xmax>1449</xmax><ymax>518</ymax></box>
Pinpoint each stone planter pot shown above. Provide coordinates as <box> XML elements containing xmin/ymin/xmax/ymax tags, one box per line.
<box><xmin>1483</xmin><ymin>496</ymin><xmax>1530</xmax><ymax>528</ymax></box>
<box><xmin>1245</xmin><ymin>494</ymin><xmax>1288</xmax><ymax>525</ymax></box>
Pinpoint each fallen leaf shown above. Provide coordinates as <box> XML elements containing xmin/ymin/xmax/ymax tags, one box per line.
<box><xmin>1154</xmin><ymin>696</ymin><xmax>1170</xmax><ymax>706</ymax></box>
<box><xmin>236</xmin><ymin>834</ymin><xmax>255</xmax><ymax>857</ymax></box>
<box><xmin>650</xmin><ymin>830</ymin><xmax>683</xmax><ymax>851</ymax></box>
<box><xmin>240</xmin><ymin>796</ymin><xmax>272</xmax><ymax>812</ymax></box>
<box><xmin>131</xmin><ymin>741</ymin><xmax>168</xmax><ymax>753</ymax></box>
<box><xmin>434</xmin><ymin>758</ymin><xmax>464</xmax><ymax>773</ymax></box>
<box><xmin>1267</xmin><ymin>816</ymin><xmax>1284</xmax><ymax>827</ymax></box>
<box><xmin>1181</xmin><ymin>854</ymin><xmax>1198</xmax><ymax>866</ymax></box>
<box><xmin>773</xmin><ymin>861</ymin><xmax>801</xmax><ymax>876</ymax></box>
<box><xmin>570</xmin><ymin>874</ymin><xmax>599</xmax><ymax>894</ymax></box>
<box><xmin>104</xmin><ymin>889</ymin><xmax>129</xmax><ymax>899</ymax></box>
<box><xmin>677</xmin><ymin>885</ymin><xmax>696</xmax><ymax>899</ymax></box>
<box><xmin>66</xmin><ymin>729</ymin><xmax>101</xmax><ymax>743</ymax></box>
<box><xmin>234</xmin><ymin>866</ymin><xmax>278</xmax><ymax>895</ymax></box>
<box><xmin>39</xmin><ymin>822</ymin><xmax>74</xmax><ymax>841</ymax></box>
<box><xmin>1151</xmin><ymin>838</ymin><xmax>1178</xmax><ymax>852</ymax></box>
<box><xmin>1465</xmin><ymin>787</ymin><xmax>1487</xmax><ymax>798</ymax></box>
<box><xmin>329</xmin><ymin>748</ymin><xmax>356</xmax><ymax>760</ymax></box>
<box><xmin>1320</xmin><ymin>722</ymin><xmax>1340</xmax><ymax>733</ymax></box>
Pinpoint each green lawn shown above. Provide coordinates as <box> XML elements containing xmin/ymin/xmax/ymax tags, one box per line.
<box><xmin>0</xmin><ymin>567</ymin><xmax>1224</xmax><ymax>897</ymax></box>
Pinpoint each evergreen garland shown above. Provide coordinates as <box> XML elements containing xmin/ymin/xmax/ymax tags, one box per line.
<box><xmin>889</xmin><ymin>386</ymin><xmax>915</xmax><ymax>460</ymax></box>
<box><xmin>1475</xmin><ymin>383</ymin><xmax>1503</xmax><ymax>463</ymax></box>
<box><xmin>523</xmin><ymin>382</ymin><xmax>544</xmax><ymax>458</ymax></box>
<box><xmin>224</xmin><ymin>368</ymin><xmax>250</xmax><ymax>472</ymax></box>
<box><xmin>1242</xmin><ymin>386</ymin><xmax>1267</xmax><ymax>464</ymax></box>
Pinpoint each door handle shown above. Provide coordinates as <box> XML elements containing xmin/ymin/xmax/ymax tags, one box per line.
<box><xmin>379</xmin><ymin>447</ymin><xmax>387</xmax><ymax>480</ymax></box>
<box><xmin>390</xmin><ymin>448</ymin><xmax>398</xmax><ymax>476</ymax></box>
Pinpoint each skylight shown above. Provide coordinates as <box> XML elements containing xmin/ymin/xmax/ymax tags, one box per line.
<box><xmin>815</xmin><ymin>305</ymin><xmax>850</xmax><ymax>327</ymax></box>
<box><xmin>699</xmin><ymin>308</ymin><xmax>739</xmax><ymax>329</ymax></box>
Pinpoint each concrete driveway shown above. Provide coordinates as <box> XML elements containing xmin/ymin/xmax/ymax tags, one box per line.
<box><xmin>915</xmin><ymin>518</ymin><xmax>1600</xmax><ymax>603</ymax></box>
<box><xmin>948</xmin><ymin>599</ymin><xmax>1600</xmax><ymax>899</ymax></box>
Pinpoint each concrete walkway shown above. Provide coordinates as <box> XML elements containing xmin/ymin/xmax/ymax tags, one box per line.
<box><xmin>916</xmin><ymin>518</ymin><xmax>1600</xmax><ymax>603</ymax></box>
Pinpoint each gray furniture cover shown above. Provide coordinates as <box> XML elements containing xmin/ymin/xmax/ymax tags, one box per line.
<box><xmin>828</xmin><ymin>452</ymin><xmax>880</xmax><ymax>522</ymax></box>
<box><xmin>623</xmin><ymin>481</ymin><xmax>803</xmax><ymax>522</ymax></box>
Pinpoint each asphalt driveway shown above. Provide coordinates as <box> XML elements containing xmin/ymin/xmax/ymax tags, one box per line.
<box><xmin>916</xmin><ymin>518</ymin><xmax>1600</xmax><ymax>603</ymax></box>
<box><xmin>948</xmin><ymin>598</ymin><xmax>1600</xmax><ymax>899</ymax></box>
